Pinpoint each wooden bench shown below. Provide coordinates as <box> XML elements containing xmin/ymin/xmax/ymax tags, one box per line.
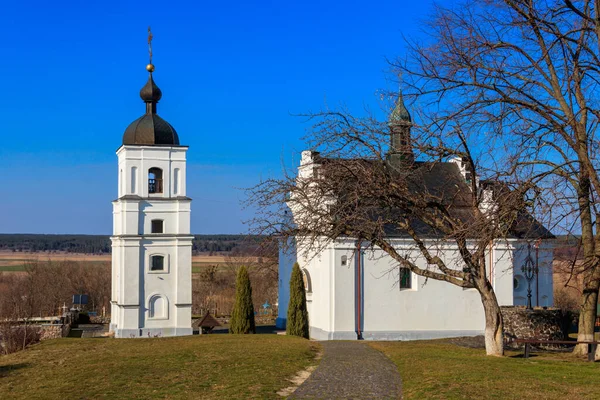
<box><xmin>512</xmin><ymin>339</ymin><xmax>599</xmax><ymax>362</ymax></box>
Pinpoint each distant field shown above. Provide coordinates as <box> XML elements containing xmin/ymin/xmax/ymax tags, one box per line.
<box><xmin>0</xmin><ymin>252</ymin><xmax>262</xmax><ymax>273</ymax></box>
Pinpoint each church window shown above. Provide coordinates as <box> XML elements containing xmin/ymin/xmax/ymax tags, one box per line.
<box><xmin>131</xmin><ymin>167</ymin><xmax>138</xmax><ymax>194</ymax></box>
<box><xmin>149</xmin><ymin>295</ymin><xmax>167</xmax><ymax>319</ymax></box>
<box><xmin>174</xmin><ymin>168</ymin><xmax>180</xmax><ymax>195</ymax></box>
<box><xmin>302</xmin><ymin>269</ymin><xmax>312</xmax><ymax>293</ymax></box>
<box><xmin>341</xmin><ymin>255</ymin><xmax>348</xmax><ymax>266</ymax></box>
<box><xmin>513</xmin><ymin>275</ymin><xmax>525</xmax><ymax>291</ymax></box>
<box><xmin>150</xmin><ymin>255</ymin><xmax>164</xmax><ymax>271</ymax></box>
<box><xmin>399</xmin><ymin>267</ymin><xmax>412</xmax><ymax>289</ymax></box>
<box><xmin>148</xmin><ymin>167</ymin><xmax>163</xmax><ymax>194</ymax></box>
<box><xmin>151</xmin><ymin>220</ymin><xmax>164</xmax><ymax>233</ymax></box>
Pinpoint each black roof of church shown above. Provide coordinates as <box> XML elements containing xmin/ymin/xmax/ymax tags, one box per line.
<box><xmin>313</xmin><ymin>155</ymin><xmax>554</xmax><ymax>240</ymax></box>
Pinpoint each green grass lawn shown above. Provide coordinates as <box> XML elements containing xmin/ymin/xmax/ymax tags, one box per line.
<box><xmin>371</xmin><ymin>340</ymin><xmax>600</xmax><ymax>400</ymax></box>
<box><xmin>0</xmin><ymin>335</ymin><xmax>318</xmax><ymax>400</ymax></box>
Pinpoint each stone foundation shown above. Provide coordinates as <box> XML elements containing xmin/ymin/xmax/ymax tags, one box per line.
<box><xmin>501</xmin><ymin>306</ymin><xmax>567</xmax><ymax>348</ymax></box>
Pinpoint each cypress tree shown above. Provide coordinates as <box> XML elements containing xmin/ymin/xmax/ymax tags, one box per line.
<box><xmin>229</xmin><ymin>265</ymin><xmax>256</xmax><ymax>334</ymax></box>
<box><xmin>287</xmin><ymin>262</ymin><xmax>309</xmax><ymax>338</ymax></box>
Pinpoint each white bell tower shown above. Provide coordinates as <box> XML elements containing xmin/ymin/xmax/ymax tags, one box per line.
<box><xmin>110</xmin><ymin>37</ymin><xmax>193</xmax><ymax>338</ymax></box>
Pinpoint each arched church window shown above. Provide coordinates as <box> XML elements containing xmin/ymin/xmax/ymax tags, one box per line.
<box><xmin>151</xmin><ymin>220</ymin><xmax>164</xmax><ymax>233</ymax></box>
<box><xmin>148</xmin><ymin>167</ymin><xmax>163</xmax><ymax>194</ymax></box>
<box><xmin>120</xmin><ymin>169</ymin><xmax>124</xmax><ymax>195</ymax></box>
<box><xmin>150</xmin><ymin>255</ymin><xmax>164</xmax><ymax>271</ymax></box>
<box><xmin>514</xmin><ymin>275</ymin><xmax>525</xmax><ymax>291</ymax></box>
<box><xmin>149</xmin><ymin>295</ymin><xmax>167</xmax><ymax>319</ymax></box>
<box><xmin>302</xmin><ymin>269</ymin><xmax>312</xmax><ymax>293</ymax></box>
<box><xmin>131</xmin><ymin>167</ymin><xmax>138</xmax><ymax>194</ymax></box>
<box><xmin>173</xmin><ymin>168</ymin><xmax>180</xmax><ymax>195</ymax></box>
<box><xmin>341</xmin><ymin>255</ymin><xmax>348</xmax><ymax>266</ymax></box>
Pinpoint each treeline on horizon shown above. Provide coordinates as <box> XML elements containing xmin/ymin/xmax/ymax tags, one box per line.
<box><xmin>0</xmin><ymin>234</ymin><xmax>264</xmax><ymax>255</ymax></box>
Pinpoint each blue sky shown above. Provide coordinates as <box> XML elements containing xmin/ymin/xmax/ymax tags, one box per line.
<box><xmin>0</xmin><ymin>0</ymin><xmax>450</xmax><ymax>234</ymax></box>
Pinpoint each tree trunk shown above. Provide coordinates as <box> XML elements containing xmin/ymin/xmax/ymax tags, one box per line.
<box><xmin>574</xmin><ymin>174</ymin><xmax>598</xmax><ymax>356</ymax></box>
<box><xmin>480</xmin><ymin>286</ymin><xmax>504</xmax><ymax>356</ymax></box>
<box><xmin>22</xmin><ymin>322</ymin><xmax>28</xmax><ymax>351</ymax></box>
<box><xmin>574</xmin><ymin>281</ymin><xmax>599</xmax><ymax>356</ymax></box>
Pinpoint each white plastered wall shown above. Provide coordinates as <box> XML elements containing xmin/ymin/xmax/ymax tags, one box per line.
<box><xmin>111</xmin><ymin>145</ymin><xmax>193</xmax><ymax>338</ymax></box>
<box><xmin>294</xmin><ymin>238</ymin><xmax>552</xmax><ymax>341</ymax></box>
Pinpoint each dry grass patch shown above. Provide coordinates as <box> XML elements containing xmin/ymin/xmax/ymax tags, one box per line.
<box><xmin>371</xmin><ymin>340</ymin><xmax>600</xmax><ymax>400</ymax></box>
<box><xmin>0</xmin><ymin>253</ymin><xmax>246</xmax><ymax>273</ymax></box>
<box><xmin>0</xmin><ymin>335</ymin><xmax>318</xmax><ymax>399</ymax></box>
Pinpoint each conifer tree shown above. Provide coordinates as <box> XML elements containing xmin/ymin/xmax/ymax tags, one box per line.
<box><xmin>229</xmin><ymin>265</ymin><xmax>256</xmax><ymax>334</ymax></box>
<box><xmin>287</xmin><ymin>262</ymin><xmax>309</xmax><ymax>338</ymax></box>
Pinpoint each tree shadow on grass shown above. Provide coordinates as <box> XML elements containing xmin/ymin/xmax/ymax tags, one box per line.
<box><xmin>509</xmin><ymin>353</ymin><xmax>539</xmax><ymax>359</ymax></box>
<box><xmin>0</xmin><ymin>363</ymin><xmax>30</xmax><ymax>378</ymax></box>
<box><xmin>211</xmin><ymin>325</ymin><xmax>277</xmax><ymax>335</ymax></box>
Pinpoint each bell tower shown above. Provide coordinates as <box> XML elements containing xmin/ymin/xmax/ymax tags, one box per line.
<box><xmin>110</xmin><ymin>29</ymin><xmax>193</xmax><ymax>338</ymax></box>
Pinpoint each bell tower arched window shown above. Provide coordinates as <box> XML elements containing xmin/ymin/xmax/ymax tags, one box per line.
<box><xmin>148</xmin><ymin>167</ymin><xmax>163</xmax><ymax>194</ymax></box>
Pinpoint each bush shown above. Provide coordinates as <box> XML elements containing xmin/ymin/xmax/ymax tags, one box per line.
<box><xmin>229</xmin><ymin>266</ymin><xmax>256</xmax><ymax>334</ymax></box>
<box><xmin>0</xmin><ymin>323</ymin><xmax>41</xmax><ymax>355</ymax></box>
<box><xmin>287</xmin><ymin>263</ymin><xmax>309</xmax><ymax>339</ymax></box>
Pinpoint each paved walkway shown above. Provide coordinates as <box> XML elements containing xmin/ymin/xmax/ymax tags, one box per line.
<box><xmin>289</xmin><ymin>341</ymin><xmax>402</xmax><ymax>399</ymax></box>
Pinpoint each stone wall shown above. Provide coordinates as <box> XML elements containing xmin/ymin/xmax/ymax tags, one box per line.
<box><xmin>89</xmin><ymin>315</ymin><xmax>111</xmax><ymax>324</ymax></box>
<box><xmin>39</xmin><ymin>323</ymin><xmax>70</xmax><ymax>340</ymax></box>
<box><xmin>502</xmin><ymin>306</ymin><xmax>567</xmax><ymax>348</ymax></box>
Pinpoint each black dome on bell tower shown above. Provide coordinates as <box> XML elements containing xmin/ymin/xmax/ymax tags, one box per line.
<box><xmin>122</xmin><ymin>65</ymin><xmax>180</xmax><ymax>146</ymax></box>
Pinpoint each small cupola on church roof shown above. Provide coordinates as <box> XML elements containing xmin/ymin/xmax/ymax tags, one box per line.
<box><xmin>122</xmin><ymin>29</ymin><xmax>179</xmax><ymax>146</ymax></box>
<box><xmin>389</xmin><ymin>92</ymin><xmax>411</xmax><ymax>125</ymax></box>
<box><xmin>387</xmin><ymin>92</ymin><xmax>414</xmax><ymax>167</ymax></box>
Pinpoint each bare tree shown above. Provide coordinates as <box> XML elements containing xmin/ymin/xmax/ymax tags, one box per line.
<box><xmin>224</xmin><ymin>238</ymin><xmax>279</xmax><ymax>316</ymax></box>
<box><xmin>247</xmin><ymin>93</ymin><xmax>547</xmax><ymax>355</ymax></box>
<box><xmin>394</xmin><ymin>0</ymin><xmax>600</xmax><ymax>355</ymax></box>
<box><xmin>0</xmin><ymin>260</ymin><xmax>111</xmax><ymax>320</ymax></box>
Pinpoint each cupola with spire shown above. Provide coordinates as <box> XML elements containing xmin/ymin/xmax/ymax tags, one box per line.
<box><xmin>387</xmin><ymin>91</ymin><xmax>414</xmax><ymax>167</ymax></box>
<box><xmin>122</xmin><ymin>31</ymin><xmax>179</xmax><ymax>146</ymax></box>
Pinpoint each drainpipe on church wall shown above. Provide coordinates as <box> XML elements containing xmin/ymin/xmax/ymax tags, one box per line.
<box><xmin>489</xmin><ymin>240</ymin><xmax>494</xmax><ymax>289</ymax></box>
<box><xmin>355</xmin><ymin>241</ymin><xmax>363</xmax><ymax>340</ymax></box>
<box><xmin>535</xmin><ymin>239</ymin><xmax>540</xmax><ymax>307</ymax></box>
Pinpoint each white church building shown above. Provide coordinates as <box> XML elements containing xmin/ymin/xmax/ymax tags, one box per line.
<box><xmin>277</xmin><ymin>97</ymin><xmax>555</xmax><ymax>341</ymax></box>
<box><xmin>110</xmin><ymin>59</ymin><xmax>193</xmax><ymax>338</ymax></box>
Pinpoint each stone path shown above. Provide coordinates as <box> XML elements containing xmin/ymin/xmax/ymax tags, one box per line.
<box><xmin>289</xmin><ymin>341</ymin><xmax>402</xmax><ymax>399</ymax></box>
